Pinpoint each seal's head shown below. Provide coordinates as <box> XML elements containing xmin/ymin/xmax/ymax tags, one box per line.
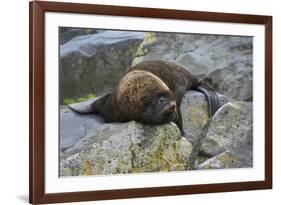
<box><xmin>116</xmin><ymin>70</ymin><xmax>178</xmax><ymax>125</ymax></box>
<box><xmin>140</xmin><ymin>90</ymin><xmax>178</xmax><ymax>125</ymax></box>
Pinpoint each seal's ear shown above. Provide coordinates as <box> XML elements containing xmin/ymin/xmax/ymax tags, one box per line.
<box><xmin>68</xmin><ymin>93</ymin><xmax>111</xmax><ymax>114</ymax></box>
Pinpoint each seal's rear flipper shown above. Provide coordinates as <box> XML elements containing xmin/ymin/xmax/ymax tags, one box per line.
<box><xmin>195</xmin><ymin>86</ymin><xmax>221</xmax><ymax>117</ymax></box>
<box><xmin>68</xmin><ymin>93</ymin><xmax>111</xmax><ymax>114</ymax></box>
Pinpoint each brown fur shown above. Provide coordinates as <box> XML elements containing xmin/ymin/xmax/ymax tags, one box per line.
<box><xmin>116</xmin><ymin>70</ymin><xmax>170</xmax><ymax>119</ymax></box>
<box><xmin>128</xmin><ymin>60</ymin><xmax>199</xmax><ymax>105</ymax></box>
<box><xmin>90</xmin><ymin>60</ymin><xmax>200</xmax><ymax>135</ymax></box>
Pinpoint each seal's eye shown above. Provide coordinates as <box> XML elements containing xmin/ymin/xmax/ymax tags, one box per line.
<box><xmin>158</xmin><ymin>96</ymin><xmax>167</xmax><ymax>105</ymax></box>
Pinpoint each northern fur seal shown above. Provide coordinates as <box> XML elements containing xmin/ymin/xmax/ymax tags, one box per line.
<box><xmin>70</xmin><ymin>60</ymin><xmax>220</xmax><ymax>135</ymax></box>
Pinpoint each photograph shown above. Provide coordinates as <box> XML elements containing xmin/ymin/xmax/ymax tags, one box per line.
<box><xmin>29</xmin><ymin>1</ymin><xmax>272</xmax><ymax>203</ymax></box>
<box><xmin>59</xmin><ymin>28</ymin><xmax>254</xmax><ymax>176</ymax></box>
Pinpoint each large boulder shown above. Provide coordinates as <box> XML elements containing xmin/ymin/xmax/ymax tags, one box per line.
<box><xmin>182</xmin><ymin>100</ymin><xmax>253</xmax><ymax>170</ymax></box>
<box><xmin>199</xmin><ymin>101</ymin><xmax>253</xmax><ymax>167</ymax></box>
<box><xmin>60</xmin><ymin>121</ymin><xmax>192</xmax><ymax>176</ymax></box>
<box><xmin>59</xmin><ymin>30</ymin><xmax>145</xmax><ymax>104</ymax></box>
<box><xmin>132</xmin><ymin>33</ymin><xmax>253</xmax><ymax>101</ymax></box>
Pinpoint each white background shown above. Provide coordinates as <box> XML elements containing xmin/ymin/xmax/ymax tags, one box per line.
<box><xmin>0</xmin><ymin>0</ymin><xmax>279</xmax><ymax>204</ymax></box>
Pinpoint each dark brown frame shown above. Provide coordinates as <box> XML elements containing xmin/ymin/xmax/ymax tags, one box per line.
<box><xmin>29</xmin><ymin>1</ymin><xmax>272</xmax><ymax>204</ymax></box>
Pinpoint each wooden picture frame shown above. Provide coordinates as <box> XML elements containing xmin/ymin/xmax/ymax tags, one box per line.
<box><xmin>29</xmin><ymin>1</ymin><xmax>272</xmax><ymax>204</ymax></box>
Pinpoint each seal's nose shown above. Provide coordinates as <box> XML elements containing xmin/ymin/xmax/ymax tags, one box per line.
<box><xmin>168</xmin><ymin>101</ymin><xmax>176</xmax><ymax>112</ymax></box>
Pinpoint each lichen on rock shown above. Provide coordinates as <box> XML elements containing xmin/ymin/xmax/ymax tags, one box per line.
<box><xmin>60</xmin><ymin>121</ymin><xmax>192</xmax><ymax>176</ymax></box>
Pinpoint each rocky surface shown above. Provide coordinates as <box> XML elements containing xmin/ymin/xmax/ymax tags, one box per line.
<box><xmin>180</xmin><ymin>90</ymin><xmax>229</xmax><ymax>144</ymax></box>
<box><xmin>132</xmin><ymin>32</ymin><xmax>253</xmax><ymax>101</ymax></box>
<box><xmin>195</xmin><ymin>150</ymin><xmax>247</xmax><ymax>169</ymax></box>
<box><xmin>60</xmin><ymin>105</ymin><xmax>105</xmax><ymax>155</ymax></box>
<box><xmin>60</xmin><ymin>121</ymin><xmax>192</xmax><ymax>176</ymax></box>
<box><xmin>203</xmin><ymin>62</ymin><xmax>253</xmax><ymax>101</ymax></box>
<box><xmin>200</xmin><ymin>101</ymin><xmax>253</xmax><ymax>159</ymax></box>
<box><xmin>59</xmin><ymin>30</ymin><xmax>144</xmax><ymax>104</ymax></box>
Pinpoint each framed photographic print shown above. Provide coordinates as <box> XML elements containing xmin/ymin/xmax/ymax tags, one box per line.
<box><xmin>29</xmin><ymin>1</ymin><xmax>272</xmax><ymax>204</ymax></box>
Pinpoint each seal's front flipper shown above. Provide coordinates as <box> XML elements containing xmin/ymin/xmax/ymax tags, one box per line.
<box><xmin>68</xmin><ymin>93</ymin><xmax>111</xmax><ymax>114</ymax></box>
<box><xmin>195</xmin><ymin>86</ymin><xmax>221</xmax><ymax>117</ymax></box>
<box><xmin>173</xmin><ymin>107</ymin><xmax>186</xmax><ymax>137</ymax></box>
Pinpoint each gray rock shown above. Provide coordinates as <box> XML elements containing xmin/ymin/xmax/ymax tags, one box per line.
<box><xmin>200</xmin><ymin>101</ymin><xmax>253</xmax><ymax>162</ymax></box>
<box><xmin>202</xmin><ymin>62</ymin><xmax>253</xmax><ymax>101</ymax></box>
<box><xmin>60</xmin><ymin>121</ymin><xmax>192</xmax><ymax>176</ymax></box>
<box><xmin>59</xmin><ymin>28</ymin><xmax>97</xmax><ymax>45</ymax></box>
<box><xmin>132</xmin><ymin>33</ymin><xmax>253</xmax><ymax>101</ymax></box>
<box><xmin>60</xmin><ymin>30</ymin><xmax>145</xmax><ymax>58</ymax></box>
<box><xmin>180</xmin><ymin>90</ymin><xmax>229</xmax><ymax>144</ymax></box>
<box><xmin>195</xmin><ymin>150</ymin><xmax>249</xmax><ymax>169</ymax></box>
<box><xmin>59</xmin><ymin>30</ymin><xmax>144</xmax><ymax>104</ymax></box>
<box><xmin>60</xmin><ymin>106</ymin><xmax>105</xmax><ymax>155</ymax></box>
